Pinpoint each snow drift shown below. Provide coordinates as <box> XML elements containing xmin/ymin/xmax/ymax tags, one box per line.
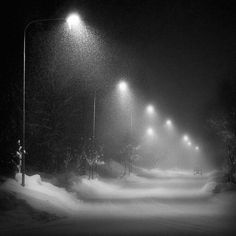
<box><xmin>1</xmin><ymin>168</ymin><xmax>236</xmax><ymax>236</ymax></box>
<box><xmin>1</xmin><ymin>173</ymin><xmax>81</xmax><ymax>216</ymax></box>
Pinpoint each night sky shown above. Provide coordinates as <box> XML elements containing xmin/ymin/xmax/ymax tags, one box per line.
<box><xmin>3</xmin><ymin>0</ymin><xmax>236</xmax><ymax>165</ymax></box>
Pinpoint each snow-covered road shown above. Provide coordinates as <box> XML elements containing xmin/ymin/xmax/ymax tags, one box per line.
<box><xmin>1</xmin><ymin>169</ymin><xmax>236</xmax><ymax>236</ymax></box>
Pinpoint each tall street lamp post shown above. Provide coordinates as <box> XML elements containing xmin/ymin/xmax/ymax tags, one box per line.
<box><xmin>22</xmin><ymin>13</ymin><xmax>81</xmax><ymax>186</ymax></box>
<box><xmin>93</xmin><ymin>90</ymin><xmax>96</xmax><ymax>140</ymax></box>
<box><xmin>117</xmin><ymin>80</ymin><xmax>133</xmax><ymax>140</ymax></box>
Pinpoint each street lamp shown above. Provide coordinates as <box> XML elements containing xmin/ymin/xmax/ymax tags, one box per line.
<box><xmin>146</xmin><ymin>105</ymin><xmax>154</xmax><ymax>115</ymax></box>
<box><xmin>22</xmin><ymin>13</ymin><xmax>81</xmax><ymax>186</ymax></box>
<box><xmin>183</xmin><ymin>135</ymin><xmax>189</xmax><ymax>142</ymax></box>
<box><xmin>66</xmin><ymin>13</ymin><xmax>81</xmax><ymax>29</ymax></box>
<box><xmin>146</xmin><ymin>127</ymin><xmax>154</xmax><ymax>136</ymax></box>
<box><xmin>165</xmin><ymin>119</ymin><xmax>172</xmax><ymax>127</ymax></box>
<box><xmin>93</xmin><ymin>90</ymin><xmax>96</xmax><ymax>140</ymax></box>
<box><xmin>117</xmin><ymin>80</ymin><xmax>133</xmax><ymax>139</ymax></box>
<box><xmin>118</xmin><ymin>80</ymin><xmax>128</xmax><ymax>92</ymax></box>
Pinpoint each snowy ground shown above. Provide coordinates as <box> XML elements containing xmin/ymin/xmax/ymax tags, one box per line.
<box><xmin>0</xmin><ymin>164</ymin><xmax>236</xmax><ymax>236</ymax></box>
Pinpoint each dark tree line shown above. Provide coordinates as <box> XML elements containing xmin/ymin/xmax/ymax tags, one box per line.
<box><xmin>61</xmin><ymin>137</ymin><xmax>104</xmax><ymax>179</ymax></box>
<box><xmin>23</xmin><ymin>31</ymin><xmax>100</xmax><ymax>174</ymax></box>
<box><xmin>0</xmin><ymin>81</ymin><xmax>21</xmax><ymax>177</ymax></box>
<box><xmin>0</xmin><ymin>26</ymin><xmax>99</xmax><ymax>177</ymax></box>
<box><xmin>209</xmin><ymin>77</ymin><xmax>236</xmax><ymax>183</ymax></box>
<box><xmin>1</xmin><ymin>24</ymin><xmax>140</xmax><ymax>179</ymax></box>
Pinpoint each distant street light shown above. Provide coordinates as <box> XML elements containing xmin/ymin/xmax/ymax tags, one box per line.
<box><xmin>187</xmin><ymin>141</ymin><xmax>192</xmax><ymax>146</ymax></box>
<box><xmin>195</xmin><ymin>146</ymin><xmax>199</xmax><ymax>151</ymax></box>
<box><xmin>146</xmin><ymin>127</ymin><xmax>154</xmax><ymax>136</ymax></box>
<box><xmin>118</xmin><ymin>80</ymin><xmax>128</xmax><ymax>92</ymax></box>
<box><xmin>22</xmin><ymin>13</ymin><xmax>81</xmax><ymax>186</ymax></box>
<box><xmin>165</xmin><ymin>119</ymin><xmax>172</xmax><ymax>127</ymax></box>
<box><xmin>117</xmin><ymin>80</ymin><xmax>133</xmax><ymax>139</ymax></box>
<box><xmin>146</xmin><ymin>105</ymin><xmax>154</xmax><ymax>115</ymax></box>
<box><xmin>183</xmin><ymin>135</ymin><xmax>189</xmax><ymax>142</ymax></box>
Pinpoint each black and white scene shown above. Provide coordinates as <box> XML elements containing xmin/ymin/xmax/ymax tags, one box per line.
<box><xmin>1</xmin><ymin>0</ymin><xmax>236</xmax><ymax>235</ymax></box>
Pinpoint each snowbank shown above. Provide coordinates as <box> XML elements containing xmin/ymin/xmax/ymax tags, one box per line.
<box><xmin>97</xmin><ymin>160</ymin><xmax>125</xmax><ymax>178</ymax></box>
<box><xmin>1</xmin><ymin>168</ymin><xmax>236</xmax><ymax>236</ymax></box>
<box><xmin>134</xmin><ymin>166</ymin><xmax>198</xmax><ymax>179</ymax></box>
<box><xmin>1</xmin><ymin>168</ymin><xmax>235</xmax><ymax>220</ymax></box>
<box><xmin>202</xmin><ymin>181</ymin><xmax>236</xmax><ymax>193</ymax></box>
<box><xmin>201</xmin><ymin>170</ymin><xmax>236</xmax><ymax>193</ymax></box>
<box><xmin>1</xmin><ymin>173</ymin><xmax>81</xmax><ymax>216</ymax></box>
<box><xmin>70</xmin><ymin>173</ymin><xmax>209</xmax><ymax>200</ymax></box>
<box><xmin>71</xmin><ymin>177</ymin><xmax>121</xmax><ymax>199</ymax></box>
<box><xmin>206</xmin><ymin>170</ymin><xmax>226</xmax><ymax>182</ymax></box>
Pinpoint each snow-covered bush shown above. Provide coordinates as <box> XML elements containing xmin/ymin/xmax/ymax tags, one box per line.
<box><xmin>203</xmin><ymin>170</ymin><xmax>236</xmax><ymax>193</ymax></box>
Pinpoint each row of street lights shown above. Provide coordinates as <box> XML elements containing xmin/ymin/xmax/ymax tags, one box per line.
<box><xmin>116</xmin><ymin>80</ymin><xmax>200</xmax><ymax>150</ymax></box>
<box><xmin>183</xmin><ymin>135</ymin><xmax>199</xmax><ymax>150</ymax></box>
<box><xmin>22</xmin><ymin>12</ymin><xmax>200</xmax><ymax>186</ymax></box>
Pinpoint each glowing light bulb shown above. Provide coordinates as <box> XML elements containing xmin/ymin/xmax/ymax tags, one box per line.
<box><xmin>118</xmin><ymin>81</ymin><xmax>128</xmax><ymax>92</ymax></box>
<box><xmin>147</xmin><ymin>127</ymin><xmax>154</xmax><ymax>136</ymax></box>
<box><xmin>66</xmin><ymin>13</ymin><xmax>81</xmax><ymax>29</ymax></box>
<box><xmin>146</xmin><ymin>105</ymin><xmax>154</xmax><ymax>115</ymax></box>
<box><xmin>166</xmin><ymin>119</ymin><xmax>172</xmax><ymax>127</ymax></box>
<box><xmin>183</xmin><ymin>135</ymin><xmax>189</xmax><ymax>142</ymax></box>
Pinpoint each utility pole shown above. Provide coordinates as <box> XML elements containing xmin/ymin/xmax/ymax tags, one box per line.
<box><xmin>93</xmin><ymin>90</ymin><xmax>96</xmax><ymax>140</ymax></box>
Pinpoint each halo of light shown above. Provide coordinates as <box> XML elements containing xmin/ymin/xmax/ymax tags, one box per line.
<box><xmin>146</xmin><ymin>127</ymin><xmax>154</xmax><ymax>136</ymax></box>
<box><xmin>118</xmin><ymin>81</ymin><xmax>128</xmax><ymax>92</ymax></box>
<box><xmin>166</xmin><ymin>119</ymin><xmax>172</xmax><ymax>127</ymax></box>
<box><xmin>66</xmin><ymin>13</ymin><xmax>81</xmax><ymax>29</ymax></box>
<box><xmin>183</xmin><ymin>135</ymin><xmax>189</xmax><ymax>142</ymax></box>
<box><xmin>146</xmin><ymin>105</ymin><xmax>154</xmax><ymax>115</ymax></box>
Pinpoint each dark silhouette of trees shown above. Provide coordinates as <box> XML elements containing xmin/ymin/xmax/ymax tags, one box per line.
<box><xmin>21</xmin><ymin>28</ymin><xmax>91</xmax><ymax>173</ymax></box>
<box><xmin>209</xmin><ymin>78</ymin><xmax>236</xmax><ymax>183</ymax></box>
<box><xmin>84</xmin><ymin>138</ymin><xmax>104</xmax><ymax>179</ymax></box>
<box><xmin>0</xmin><ymin>82</ymin><xmax>21</xmax><ymax>178</ymax></box>
<box><xmin>119</xmin><ymin>143</ymin><xmax>140</xmax><ymax>176</ymax></box>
